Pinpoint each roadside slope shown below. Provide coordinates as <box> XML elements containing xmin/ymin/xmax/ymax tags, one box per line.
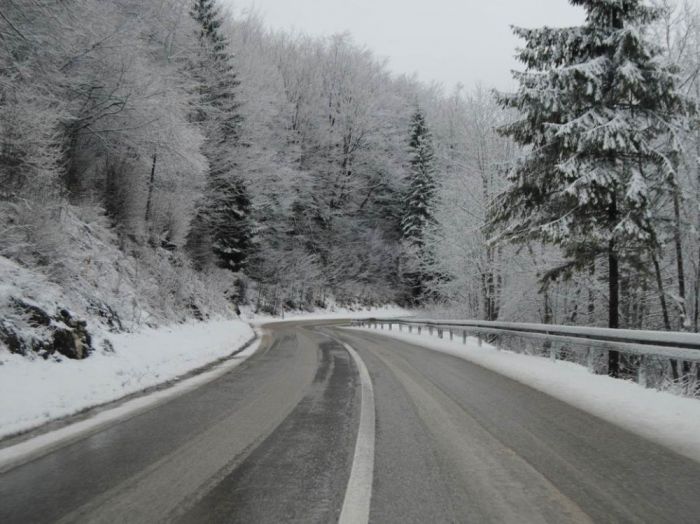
<box><xmin>0</xmin><ymin>319</ymin><xmax>255</xmax><ymax>439</ymax></box>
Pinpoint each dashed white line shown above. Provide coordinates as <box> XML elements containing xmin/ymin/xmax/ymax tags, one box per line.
<box><xmin>339</xmin><ymin>340</ymin><xmax>376</xmax><ymax>524</ymax></box>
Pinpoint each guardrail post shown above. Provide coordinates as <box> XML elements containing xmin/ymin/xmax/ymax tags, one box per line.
<box><xmin>549</xmin><ymin>344</ymin><xmax>557</xmax><ymax>363</ymax></box>
<box><xmin>429</xmin><ymin>326</ymin><xmax>433</xmax><ymax>336</ymax></box>
<box><xmin>418</xmin><ymin>326</ymin><xmax>422</xmax><ymax>335</ymax></box>
<box><xmin>380</xmin><ymin>322</ymin><xmax>384</xmax><ymax>330</ymax></box>
<box><xmin>389</xmin><ymin>323</ymin><xmax>392</xmax><ymax>331</ymax></box>
<box><xmin>462</xmin><ymin>330</ymin><xmax>467</xmax><ymax>344</ymax></box>
<box><xmin>399</xmin><ymin>324</ymin><xmax>402</xmax><ymax>332</ymax></box>
<box><xmin>409</xmin><ymin>325</ymin><xmax>412</xmax><ymax>333</ymax></box>
<box><xmin>477</xmin><ymin>333</ymin><xmax>483</xmax><ymax>347</ymax></box>
<box><xmin>449</xmin><ymin>328</ymin><xmax>453</xmax><ymax>341</ymax></box>
<box><xmin>438</xmin><ymin>328</ymin><xmax>443</xmax><ymax>339</ymax></box>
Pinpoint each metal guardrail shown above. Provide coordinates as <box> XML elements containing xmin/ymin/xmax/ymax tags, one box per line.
<box><xmin>350</xmin><ymin>318</ymin><xmax>700</xmax><ymax>382</ymax></box>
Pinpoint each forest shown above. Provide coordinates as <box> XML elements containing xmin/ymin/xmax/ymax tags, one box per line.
<box><xmin>1</xmin><ymin>0</ymin><xmax>700</xmax><ymax>371</ymax></box>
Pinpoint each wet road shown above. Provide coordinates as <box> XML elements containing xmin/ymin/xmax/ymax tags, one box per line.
<box><xmin>1</xmin><ymin>321</ymin><xmax>700</xmax><ymax>523</ymax></box>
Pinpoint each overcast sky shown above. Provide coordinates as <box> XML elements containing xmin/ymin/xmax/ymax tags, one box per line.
<box><xmin>225</xmin><ymin>0</ymin><xmax>585</xmax><ymax>90</ymax></box>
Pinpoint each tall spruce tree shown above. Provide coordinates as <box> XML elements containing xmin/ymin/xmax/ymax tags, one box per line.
<box><xmin>401</xmin><ymin>109</ymin><xmax>437</xmax><ymax>303</ymax></box>
<box><xmin>402</xmin><ymin>109</ymin><xmax>437</xmax><ymax>245</ymax></box>
<box><xmin>189</xmin><ymin>0</ymin><xmax>252</xmax><ymax>273</ymax></box>
<box><xmin>493</xmin><ymin>0</ymin><xmax>690</xmax><ymax>376</ymax></box>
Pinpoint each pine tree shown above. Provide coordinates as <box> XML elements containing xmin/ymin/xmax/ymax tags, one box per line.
<box><xmin>189</xmin><ymin>0</ymin><xmax>252</xmax><ymax>273</ymax></box>
<box><xmin>493</xmin><ymin>0</ymin><xmax>691</xmax><ymax>376</ymax></box>
<box><xmin>402</xmin><ymin>109</ymin><xmax>437</xmax><ymax>246</ymax></box>
<box><xmin>401</xmin><ymin>109</ymin><xmax>437</xmax><ymax>303</ymax></box>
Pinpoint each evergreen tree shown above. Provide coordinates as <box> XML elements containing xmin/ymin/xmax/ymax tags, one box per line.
<box><xmin>493</xmin><ymin>0</ymin><xmax>691</xmax><ymax>376</ymax></box>
<box><xmin>402</xmin><ymin>109</ymin><xmax>437</xmax><ymax>246</ymax></box>
<box><xmin>189</xmin><ymin>0</ymin><xmax>253</xmax><ymax>273</ymax></box>
<box><xmin>401</xmin><ymin>108</ymin><xmax>438</xmax><ymax>303</ymax></box>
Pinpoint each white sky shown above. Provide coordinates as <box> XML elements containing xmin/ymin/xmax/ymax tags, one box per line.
<box><xmin>225</xmin><ymin>0</ymin><xmax>585</xmax><ymax>90</ymax></box>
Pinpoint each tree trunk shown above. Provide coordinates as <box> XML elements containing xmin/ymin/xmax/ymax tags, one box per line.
<box><xmin>588</xmin><ymin>262</ymin><xmax>596</xmax><ymax>324</ymax></box>
<box><xmin>652</xmin><ymin>252</ymin><xmax>678</xmax><ymax>379</ymax></box>
<box><xmin>694</xmin><ymin>81</ymin><xmax>700</xmax><ymax>333</ymax></box>
<box><xmin>639</xmin><ymin>275</ymin><xmax>648</xmax><ymax>330</ymax></box>
<box><xmin>144</xmin><ymin>153</ymin><xmax>157</xmax><ymax>224</ymax></box>
<box><xmin>608</xmin><ymin>199</ymin><xmax>620</xmax><ymax>377</ymax></box>
<box><xmin>483</xmin><ymin>247</ymin><xmax>498</xmax><ymax>321</ymax></box>
<box><xmin>569</xmin><ymin>284</ymin><xmax>581</xmax><ymax>323</ymax></box>
<box><xmin>652</xmin><ymin>253</ymin><xmax>672</xmax><ymax>330</ymax></box>
<box><xmin>696</xmin><ymin>272</ymin><xmax>700</xmax><ymax>336</ymax></box>
<box><xmin>673</xmin><ymin>189</ymin><xmax>688</xmax><ymax>329</ymax></box>
<box><xmin>620</xmin><ymin>272</ymin><xmax>631</xmax><ymax>328</ymax></box>
<box><xmin>608</xmin><ymin>242</ymin><xmax>620</xmax><ymax>376</ymax></box>
<box><xmin>495</xmin><ymin>246</ymin><xmax>503</xmax><ymax>319</ymax></box>
<box><xmin>542</xmin><ymin>286</ymin><xmax>556</xmax><ymax>359</ymax></box>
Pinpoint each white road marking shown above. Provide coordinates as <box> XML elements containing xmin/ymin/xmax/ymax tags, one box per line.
<box><xmin>0</xmin><ymin>338</ymin><xmax>261</xmax><ymax>474</ymax></box>
<box><xmin>339</xmin><ymin>340</ymin><xmax>376</xmax><ymax>524</ymax></box>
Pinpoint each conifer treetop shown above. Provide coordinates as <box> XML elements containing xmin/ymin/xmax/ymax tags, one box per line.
<box><xmin>493</xmin><ymin>0</ymin><xmax>692</xmax><ymax>278</ymax></box>
<box><xmin>191</xmin><ymin>0</ymin><xmax>227</xmax><ymax>53</ymax></box>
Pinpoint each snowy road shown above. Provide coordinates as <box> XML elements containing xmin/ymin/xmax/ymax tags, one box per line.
<box><xmin>1</xmin><ymin>321</ymin><xmax>700</xmax><ymax>523</ymax></box>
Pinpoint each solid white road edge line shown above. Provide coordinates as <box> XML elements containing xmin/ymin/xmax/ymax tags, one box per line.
<box><xmin>0</xmin><ymin>338</ymin><xmax>261</xmax><ymax>474</ymax></box>
<box><xmin>338</xmin><ymin>340</ymin><xmax>376</xmax><ymax>524</ymax></box>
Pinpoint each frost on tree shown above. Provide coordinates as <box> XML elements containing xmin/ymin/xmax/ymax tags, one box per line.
<box><xmin>402</xmin><ymin>109</ymin><xmax>437</xmax><ymax>246</ymax></box>
<box><xmin>188</xmin><ymin>0</ymin><xmax>253</xmax><ymax>273</ymax></box>
<box><xmin>401</xmin><ymin>108</ymin><xmax>437</xmax><ymax>303</ymax></box>
<box><xmin>493</xmin><ymin>0</ymin><xmax>691</xmax><ymax>376</ymax></box>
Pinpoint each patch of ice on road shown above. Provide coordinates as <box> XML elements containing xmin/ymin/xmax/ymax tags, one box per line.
<box><xmin>0</xmin><ymin>319</ymin><xmax>254</xmax><ymax>439</ymax></box>
<box><xmin>354</xmin><ymin>327</ymin><xmax>700</xmax><ymax>464</ymax></box>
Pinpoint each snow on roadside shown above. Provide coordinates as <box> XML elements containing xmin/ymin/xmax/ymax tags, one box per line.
<box><xmin>246</xmin><ymin>305</ymin><xmax>409</xmax><ymax>325</ymax></box>
<box><xmin>0</xmin><ymin>319</ymin><xmax>254</xmax><ymax>439</ymax></box>
<box><xmin>352</xmin><ymin>327</ymin><xmax>700</xmax><ymax>464</ymax></box>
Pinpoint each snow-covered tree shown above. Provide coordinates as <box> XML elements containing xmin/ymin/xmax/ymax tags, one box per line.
<box><xmin>189</xmin><ymin>0</ymin><xmax>253</xmax><ymax>273</ymax></box>
<box><xmin>494</xmin><ymin>0</ymin><xmax>691</xmax><ymax>376</ymax></box>
<box><xmin>424</xmin><ymin>87</ymin><xmax>517</xmax><ymax>320</ymax></box>
<box><xmin>402</xmin><ymin>109</ymin><xmax>437</xmax><ymax>246</ymax></box>
<box><xmin>400</xmin><ymin>108</ymin><xmax>438</xmax><ymax>303</ymax></box>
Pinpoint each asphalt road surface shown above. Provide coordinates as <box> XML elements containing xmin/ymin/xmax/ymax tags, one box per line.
<box><xmin>2</xmin><ymin>320</ymin><xmax>700</xmax><ymax>523</ymax></box>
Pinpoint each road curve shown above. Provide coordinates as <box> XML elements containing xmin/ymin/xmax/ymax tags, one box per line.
<box><xmin>1</xmin><ymin>320</ymin><xmax>699</xmax><ymax>523</ymax></box>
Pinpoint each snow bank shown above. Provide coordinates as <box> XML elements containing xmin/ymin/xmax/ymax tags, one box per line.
<box><xmin>0</xmin><ymin>319</ymin><xmax>254</xmax><ymax>439</ymax></box>
<box><xmin>247</xmin><ymin>305</ymin><xmax>410</xmax><ymax>325</ymax></box>
<box><xmin>352</xmin><ymin>327</ymin><xmax>700</xmax><ymax>464</ymax></box>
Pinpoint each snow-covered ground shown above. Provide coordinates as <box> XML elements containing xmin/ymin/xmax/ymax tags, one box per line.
<box><xmin>246</xmin><ymin>305</ymin><xmax>409</xmax><ymax>325</ymax></box>
<box><xmin>0</xmin><ymin>307</ymin><xmax>406</xmax><ymax>441</ymax></box>
<box><xmin>0</xmin><ymin>319</ymin><xmax>255</xmax><ymax>439</ymax></box>
<box><xmin>351</xmin><ymin>326</ymin><xmax>700</xmax><ymax>464</ymax></box>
